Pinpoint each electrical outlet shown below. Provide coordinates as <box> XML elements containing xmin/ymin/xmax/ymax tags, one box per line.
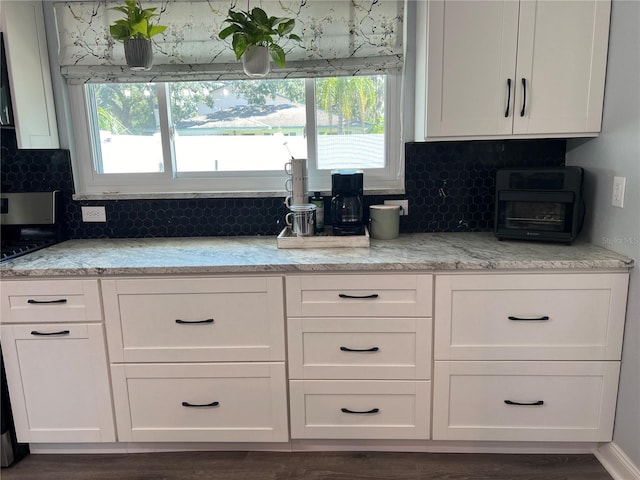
<box><xmin>81</xmin><ymin>206</ymin><xmax>107</xmax><ymax>222</ymax></box>
<box><xmin>612</xmin><ymin>176</ymin><xmax>626</xmax><ymax>208</ymax></box>
<box><xmin>384</xmin><ymin>199</ymin><xmax>409</xmax><ymax>216</ymax></box>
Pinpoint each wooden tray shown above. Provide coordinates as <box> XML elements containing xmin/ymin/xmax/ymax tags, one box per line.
<box><xmin>277</xmin><ymin>227</ymin><xmax>370</xmax><ymax>249</ymax></box>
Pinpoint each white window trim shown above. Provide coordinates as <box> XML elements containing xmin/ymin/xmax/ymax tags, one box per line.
<box><xmin>68</xmin><ymin>76</ymin><xmax>405</xmax><ymax>200</ymax></box>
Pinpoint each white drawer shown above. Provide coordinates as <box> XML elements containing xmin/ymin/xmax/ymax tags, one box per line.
<box><xmin>432</xmin><ymin>361</ymin><xmax>620</xmax><ymax>442</ymax></box>
<box><xmin>286</xmin><ymin>274</ymin><xmax>433</xmax><ymax>318</ymax></box>
<box><xmin>102</xmin><ymin>277</ymin><xmax>285</xmax><ymax>362</ymax></box>
<box><xmin>0</xmin><ymin>279</ymin><xmax>102</xmax><ymax>324</ymax></box>
<box><xmin>288</xmin><ymin>317</ymin><xmax>432</xmax><ymax>380</ymax></box>
<box><xmin>435</xmin><ymin>273</ymin><xmax>628</xmax><ymax>360</ymax></box>
<box><xmin>111</xmin><ymin>362</ymin><xmax>288</xmax><ymax>442</ymax></box>
<box><xmin>289</xmin><ymin>380</ymin><xmax>430</xmax><ymax>439</ymax></box>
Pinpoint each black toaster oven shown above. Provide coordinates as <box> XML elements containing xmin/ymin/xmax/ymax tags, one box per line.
<box><xmin>494</xmin><ymin>167</ymin><xmax>585</xmax><ymax>244</ymax></box>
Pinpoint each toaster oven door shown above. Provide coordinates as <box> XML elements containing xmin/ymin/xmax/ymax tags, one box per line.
<box><xmin>495</xmin><ymin>191</ymin><xmax>577</xmax><ymax>243</ymax></box>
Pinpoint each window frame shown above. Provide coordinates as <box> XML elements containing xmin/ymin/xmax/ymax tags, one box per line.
<box><xmin>68</xmin><ymin>75</ymin><xmax>405</xmax><ymax>198</ymax></box>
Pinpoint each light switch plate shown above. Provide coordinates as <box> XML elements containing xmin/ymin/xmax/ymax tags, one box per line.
<box><xmin>612</xmin><ymin>176</ymin><xmax>626</xmax><ymax>208</ymax></box>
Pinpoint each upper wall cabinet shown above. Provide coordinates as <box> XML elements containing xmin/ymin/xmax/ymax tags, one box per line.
<box><xmin>0</xmin><ymin>0</ymin><xmax>59</xmax><ymax>149</ymax></box>
<box><xmin>415</xmin><ymin>0</ymin><xmax>611</xmax><ymax>141</ymax></box>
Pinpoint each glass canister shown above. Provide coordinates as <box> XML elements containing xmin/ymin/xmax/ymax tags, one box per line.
<box><xmin>285</xmin><ymin>204</ymin><xmax>317</xmax><ymax>236</ymax></box>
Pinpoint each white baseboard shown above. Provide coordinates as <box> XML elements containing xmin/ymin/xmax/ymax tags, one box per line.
<box><xmin>595</xmin><ymin>443</ymin><xmax>640</xmax><ymax>480</ymax></box>
<box><xmin>29</xmin><ymin>442</ymin><xmax>293</xmax><ymax>455</ymax></box>
<box><xmin>291</xmin><ymin>439</ymin><xmax>597</xmax><ymax>454</ymax></box>
<box><xmin>30</xmin><ymin>440</ymin><xmax>597</xmax><ymax>455</ymax></box>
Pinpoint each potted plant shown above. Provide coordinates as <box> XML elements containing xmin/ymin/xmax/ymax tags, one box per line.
<box><xmin>109</xmin><ymin>0</ymin><xmax>167</xmax><ymax>71</ymax></box>
<box><xmin>218</xmin><ymin>7</ymin><xmax>301</xmax><ymax>77</ymax></box>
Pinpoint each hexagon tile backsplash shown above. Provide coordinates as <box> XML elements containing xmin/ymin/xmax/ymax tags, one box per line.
<box><xmin>1</xmin><ymin>129</ymin><xmax>565</xmax><ymax>239</ymax></box>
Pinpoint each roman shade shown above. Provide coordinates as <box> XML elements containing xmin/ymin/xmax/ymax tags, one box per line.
<box><xmin>54</xmin><ymin>0</ymin><xmax>404</xmax><ymax>83</ymax></box>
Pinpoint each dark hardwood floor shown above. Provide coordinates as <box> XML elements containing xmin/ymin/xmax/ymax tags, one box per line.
<box><xmin>1</xmin><ymin>451</ymin><xmax>613</xmax><ymax>480</ymax></box>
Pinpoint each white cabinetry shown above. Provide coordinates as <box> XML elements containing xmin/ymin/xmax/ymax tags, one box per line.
<box><xmin>0</xmin><ymin>279</ymin><xmax>115</xmax><ymax>443</ymax></box>
<box><xmin>102</xmin><ymin>276</ymin><xmax>288</xmax><ymax>443</ymax></box>
<box><xmin>0</xmin><ymin>267</ymin><xmax>630</xmax><ymax>448</ymax></box>
<box><xmin>0</xmin><ymin>0</ymin><xmax>59</xmax><ymax>148</ymax></box>
<box><xmin>415</xmin><ymin>0</ymin><xmax>611</xmax><ymax>140</ymax></box>
<box><xmin>432</xmin><ymin>272</ymin><xmax>628</xmax><ymax>442</ymax></box>
<box><xmin>286</xmin><ymin>274</ymin><xmax>433</xmax><ymax>439</ymax></box>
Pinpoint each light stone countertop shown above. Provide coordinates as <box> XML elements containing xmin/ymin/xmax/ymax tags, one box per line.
<box><xmin>0</xmin><ymin>232</ymin><xmax>634</xmax><ymax>277</ymax></box>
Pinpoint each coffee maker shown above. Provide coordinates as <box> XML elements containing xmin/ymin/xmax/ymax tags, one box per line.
<box><xmin>330</xmin><ymin>170</ymin><xmax>364</xmax><ymax>235</ymax></box>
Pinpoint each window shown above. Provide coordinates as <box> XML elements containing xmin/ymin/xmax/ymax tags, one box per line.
<box><xmin>53</xmin><ymin>0</ymin><xmax>406</xmax><ymax>197</ymax></box>
<box><xmin>70</xmin><ymin>75</ymin><xmax>403</xmax><ymax>197</ymax></box>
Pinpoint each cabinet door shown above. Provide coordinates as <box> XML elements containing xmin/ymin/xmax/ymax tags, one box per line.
<box><xmin>422</xmin><ymin>0</ymin><xmax>519</xmax><ymax>138</ymax></box>
<box><xmin>513</xmin><ymin>0</ymin><xmax>611</xmax><ymax>135</ymax></box>
<box><xmin>0</xmin><ymin>1</ymin><xmax>59</xmax><ymax>148</ymax></box>
<box><xmin>0</xmin><ymin>324</ymin><xmax>115</xmax><ymax>443</ymax></box>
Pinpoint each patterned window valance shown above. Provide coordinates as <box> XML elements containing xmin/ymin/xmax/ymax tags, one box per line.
<box><xmin>54</xmin><ymin>1</ymin><xmax>404</xmax><ymax>83</ymax></box>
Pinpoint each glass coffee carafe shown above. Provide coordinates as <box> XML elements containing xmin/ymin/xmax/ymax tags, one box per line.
<box><xmin>330</xmin><ymin>170</ymin><xmax>364</xmax><ymax>235</ymax></box>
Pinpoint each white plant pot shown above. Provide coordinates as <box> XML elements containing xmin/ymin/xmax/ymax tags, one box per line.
<box><xmin>242</xmin><ymin>45</ymin><xmax>271</xmax><ymax>77</ymax></box>
<box><xmin>124</xmin><ymin>38</ymin><xmax>153</xmax><ymax>71</ymax></box>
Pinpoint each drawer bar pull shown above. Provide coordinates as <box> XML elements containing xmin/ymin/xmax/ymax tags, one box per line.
<box><xmin>27</xmin><ymin>299</ymin><xmax>67</xmax><ymax>305</ymax></box>
<box><xmin>340</xmin><ymin>346</ymin><xmax>380</xmax><ymax>352</ymax></box>
<box><xmin>30</xmin><ymin>330</ymin><xmax>70</xmax><ymax>336</ymax></box>
<box><xmin>341</xmin><ymin>408</ymin><xmax>380</xmax><ymax>414</ymax></box>
<box><xmin>508</xmin><ymin>315</ymin><xmax>550</xmax><ymax>321</ymax></box>
<box><xmin>175</xmin><ymin>318</ymin><xmax>214</xmax><ymax>324</ymax></box>
<box><xmin>338</xmin><ymin>293</ymin><xmax>379</xmax><ymax>300</ymax></box>
<box><xmin>504</xmin><ymin>400</ymin><xmax>544</xmax><ymax>406</ymax></box>
<box><xmin>181</xmin><ymin>401</ymin><xmax>220</xmax><ymax>408</ymax></box>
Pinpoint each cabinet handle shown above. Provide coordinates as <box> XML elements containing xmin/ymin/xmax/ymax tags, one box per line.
<box><xmin>504</xmin><ymin>78</ymin><xmax>512</xmax><ymax>117</ymax></box>
<box><xmin>340</xmin><ymin>346</ymin><xmax>380</xmax><ymax>352</ymax></box>
<box><xmin>508</xmin><ymin>315</ymin><xmax>549</xmax><ymax>321</ymax></box>
<box><xmin>30</xmin><ymin>330</ymin><xmax>70</xmax><ymax>336</ymax></box>
<box><xmin>504</xmin><ymin>400</ymin><xmax>544</xmax><ymax>406</ymax></box>
<box><xmin>520</xmin><ymin>78</ymin><xmax>526</xmax><ymax>117</ymax></box>
<box><xmin>341</xmin><ymin>408</ymin><xmax>380</xmax><ymax>414</ymax></box>
<box><xmin>175</xmin><ymin>318</ymin><xmax>214</xmax><ymax>324</ymax></box>
<box><xmin>27</xmin><ymin>299</ymin><xmax>67</xmax><ymax>305</ymax></box>
<box><xmin>181</xmin><ymin>401</ymin><xmax>220</xmax><ymax>408</ymax></box>
<box><xmin>338</xmin><ymin>293</ymin><xmax>379</xmax><ymax>299</ymax></box>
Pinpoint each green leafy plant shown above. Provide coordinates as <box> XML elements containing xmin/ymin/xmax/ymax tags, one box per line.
<box><xmin>218</xmin><ymin>7</ymin><xmax>301</xmax><ymax>68</ymax></box>
<box><xmin>109</xmin><ymin>0</ymin><xmax>167</xmax><ymax>42</ymax></box>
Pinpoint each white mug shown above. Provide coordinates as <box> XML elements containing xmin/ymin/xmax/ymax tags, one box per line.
<box><xmin>285</xmin><ymin>176</ymin><xmax>307</xmax><ymax>198</ymax></box>
<box><xmin>284</xmin><ymin>158</ymin><xmax>307</xmax><ymax>180</ymax></box>
<box><xmin>284</xmin><ymin>192</ymin><xmax>306</xmax><ymax>208</ymax></box>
